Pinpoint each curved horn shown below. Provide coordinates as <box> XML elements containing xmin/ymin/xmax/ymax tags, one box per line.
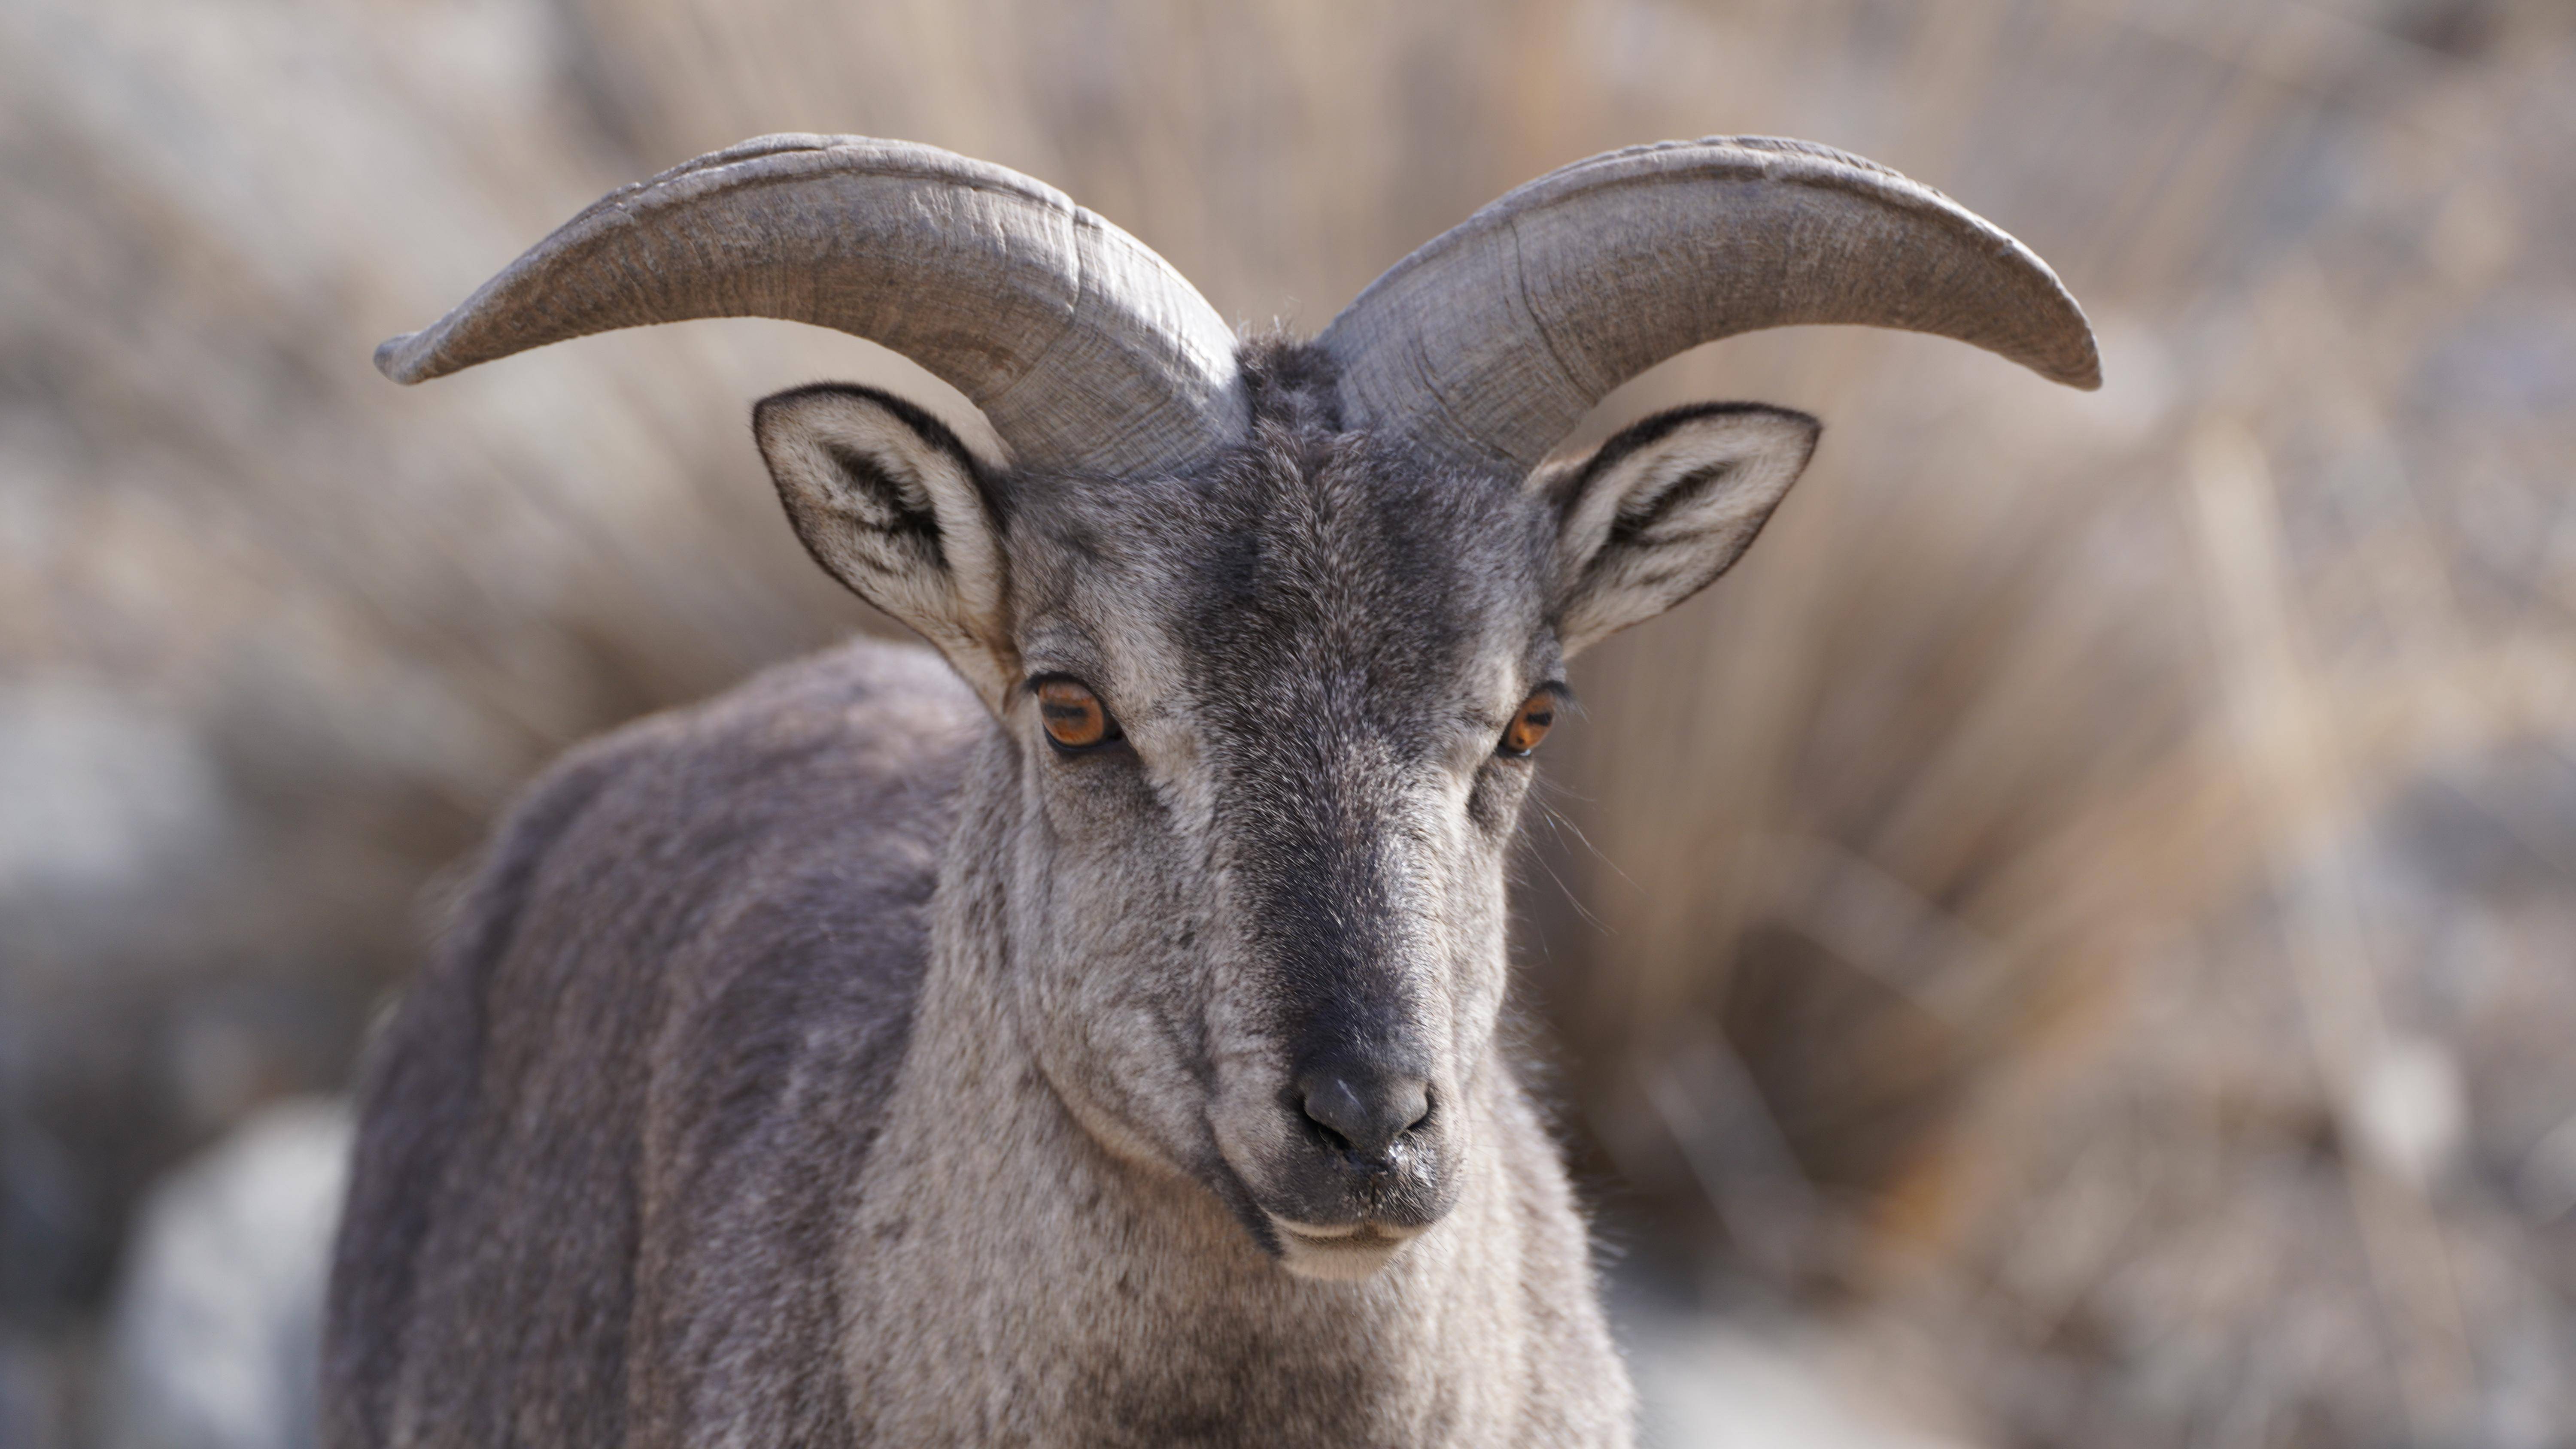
<box><xmin>1317</xmin><ymin>136</ymin><xmax>2100</xmax><ymax>476</ymax></box>
<box><xmin>376</xmin><ymin>134</ymin><xmax>1242</xmax><ymax>476</ymax></box>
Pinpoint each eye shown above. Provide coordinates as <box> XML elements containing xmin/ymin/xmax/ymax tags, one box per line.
<box><xmin>1033</xmin><ymin>676</ymin><xmax>1123</xmax><ymax>753</ymax></box>
<box><xmin>1498</xmin><ymin>688</ymin><xmax>1558</xmax><ymax>758</ymax></box>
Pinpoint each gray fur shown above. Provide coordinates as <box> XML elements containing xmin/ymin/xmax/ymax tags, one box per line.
<box><xmin>325</xmin><ymin>340</ymin><xmax>1823</xmax><ymax>1447</ymax></box>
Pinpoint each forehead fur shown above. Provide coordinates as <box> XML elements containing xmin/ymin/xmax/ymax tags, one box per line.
<box><xmin>1000</xmin><ymin>341</ymin><xmax>1560</xmax><ymax>732</ymax></box>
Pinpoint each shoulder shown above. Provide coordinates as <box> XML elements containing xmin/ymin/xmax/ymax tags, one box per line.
<box><xmin>488</xmin><ymin>635</ymin><xmax>981</xmax><ymax>878</ymax></box>
<box><xmin>469</xmin><ymin>632</ymin><xmax>990</xmax><ymax>1012</ymax></box>
<box><xmin>325</xmin><ymin>637</ymin><xmax>987</xmax><ymax>1448</ymax></box>
<box><xmin>559</xmin><ymin>633</ymin><xmax>984</xmax><ymax>803</ymax></box>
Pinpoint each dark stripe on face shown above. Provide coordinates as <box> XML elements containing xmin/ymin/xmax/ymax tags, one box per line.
<box><xmin>1212</xmin><ymin>722</ymin><xmax>1439</xmax><ymax>1075</ymax></box>
<box><xmin>1161</xmin><ymin>422</ymin><xmax>1548</xmax><ymax>1064</ymax></box>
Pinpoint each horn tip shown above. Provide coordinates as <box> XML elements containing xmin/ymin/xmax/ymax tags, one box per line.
<box><xmin>374</xmin><ymin>332</ymin><xmax>436</xmax><ymax>385</ymax></box>
<box><xmin>2057</xmin><ymin>343</ymin><xmax>2105</xmax><ymax>392</ymax></box>
<box><xmin>2030</xmin><ymin>320</ymin><xmax>2103</xmax><ymax>391</ymax></box>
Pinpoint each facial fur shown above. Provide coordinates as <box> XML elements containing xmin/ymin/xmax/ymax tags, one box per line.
<box><xmin>984</xmin><ymin>370</ymin><xmax>1556</xmax><ymax>1277</ymax></box>
<box><xmin>757</xmin><ymin>340</ymin><xmax>1817</xmax><ymax>1280</ymax></box>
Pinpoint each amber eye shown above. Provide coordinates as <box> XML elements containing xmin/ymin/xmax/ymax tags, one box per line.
<box><xmin>1498</xmin><ymin>689</ymin><xmax>1557</xmax><ymax>758</ymax></box>
<box><xmin>1035</xmin><ymin>677</ymin><xmax>1121</xmax><ymax>752</ymax></box>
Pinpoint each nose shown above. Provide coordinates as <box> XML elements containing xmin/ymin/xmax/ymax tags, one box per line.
<box><xmin>1297</xmin><ymin>1063</ymin><xmax>1432</xmax><ymax>1160</ymax></box>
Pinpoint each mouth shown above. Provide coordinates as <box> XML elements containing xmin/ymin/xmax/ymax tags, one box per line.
<box><xmin>1267</xmin><ymin>1214</ymin><xmax>1425</xmax><ymax>1281</ymax></box>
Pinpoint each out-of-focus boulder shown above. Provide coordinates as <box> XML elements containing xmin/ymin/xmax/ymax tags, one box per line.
<box><xmin>99</xmin><ymin>1097</ymin><xmax>351</xmax><ymax>1449</ymax></box>
<box><xmin>1620</xmin><ymin>1294</ymin><xmax>1984</xmax><ymax>1449</ymax></box>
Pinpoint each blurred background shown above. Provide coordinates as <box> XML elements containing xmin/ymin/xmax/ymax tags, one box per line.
<box><xmin>3</xmin><ymin>0</ymin><xmax>2572</xmax><ymax>1443</ymax></box>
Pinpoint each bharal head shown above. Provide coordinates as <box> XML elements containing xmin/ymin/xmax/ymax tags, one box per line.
<box><xmin>376</xmin><ymin>132</ymin><xmax>2099</xmax><ymax>1280</ymax></box>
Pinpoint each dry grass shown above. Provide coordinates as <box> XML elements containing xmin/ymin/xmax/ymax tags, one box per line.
<box><xmin>3</xmin><ymin>0</ymin><xmax>2572</xmax><ymax>1443</ymax></box>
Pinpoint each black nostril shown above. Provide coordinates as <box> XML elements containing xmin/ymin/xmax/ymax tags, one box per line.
<box><xmin>1297</xmin><ymin>1067</ymin><xmax>1432</xmax><ymax>1160</ymax></box>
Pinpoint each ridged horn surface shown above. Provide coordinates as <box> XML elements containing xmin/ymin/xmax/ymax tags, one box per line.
<box><xmin>1318</xmin><ymin>136</ymin><xmax>2100</xmax><ymax>476</ymax></box>
<box><xmin>375</xmin><ymin>134</ymin><xmax>1243</xmax><ymax>476</ymax></box>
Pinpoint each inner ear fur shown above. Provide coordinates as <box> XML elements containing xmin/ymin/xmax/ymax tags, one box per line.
<box><xmin>753</xmin><ymin>382</ymin><xmax>1017</xmax><ymax>703</ymax></box>
<box><xmin>1536</xmin><ymin>402</ymin><xmax>1821</xmax><ymax>656</ymax></box>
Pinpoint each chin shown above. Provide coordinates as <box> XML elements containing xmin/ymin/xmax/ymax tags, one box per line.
<box><xmin>1270</xmin><ymin>1218</ymin><xmax>1422</xmax><ymax>1282</ymax></box>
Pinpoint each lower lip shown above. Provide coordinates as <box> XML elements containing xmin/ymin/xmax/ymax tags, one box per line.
<box><xmin>1272</xmin><ymin>1217</ymin><xmax>1417</xmax><ymax>1248</ymax></box>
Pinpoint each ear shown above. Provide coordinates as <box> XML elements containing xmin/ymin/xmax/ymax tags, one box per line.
<box><xmin>754</xmin><ymin>383</ymin><xmax>1018</xmax><ymax>706</ymax></box>
<box><xmin>1535</xmin><ymin>403</ymin><xmax>1820</xmax><ymax>656</ymax></box>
